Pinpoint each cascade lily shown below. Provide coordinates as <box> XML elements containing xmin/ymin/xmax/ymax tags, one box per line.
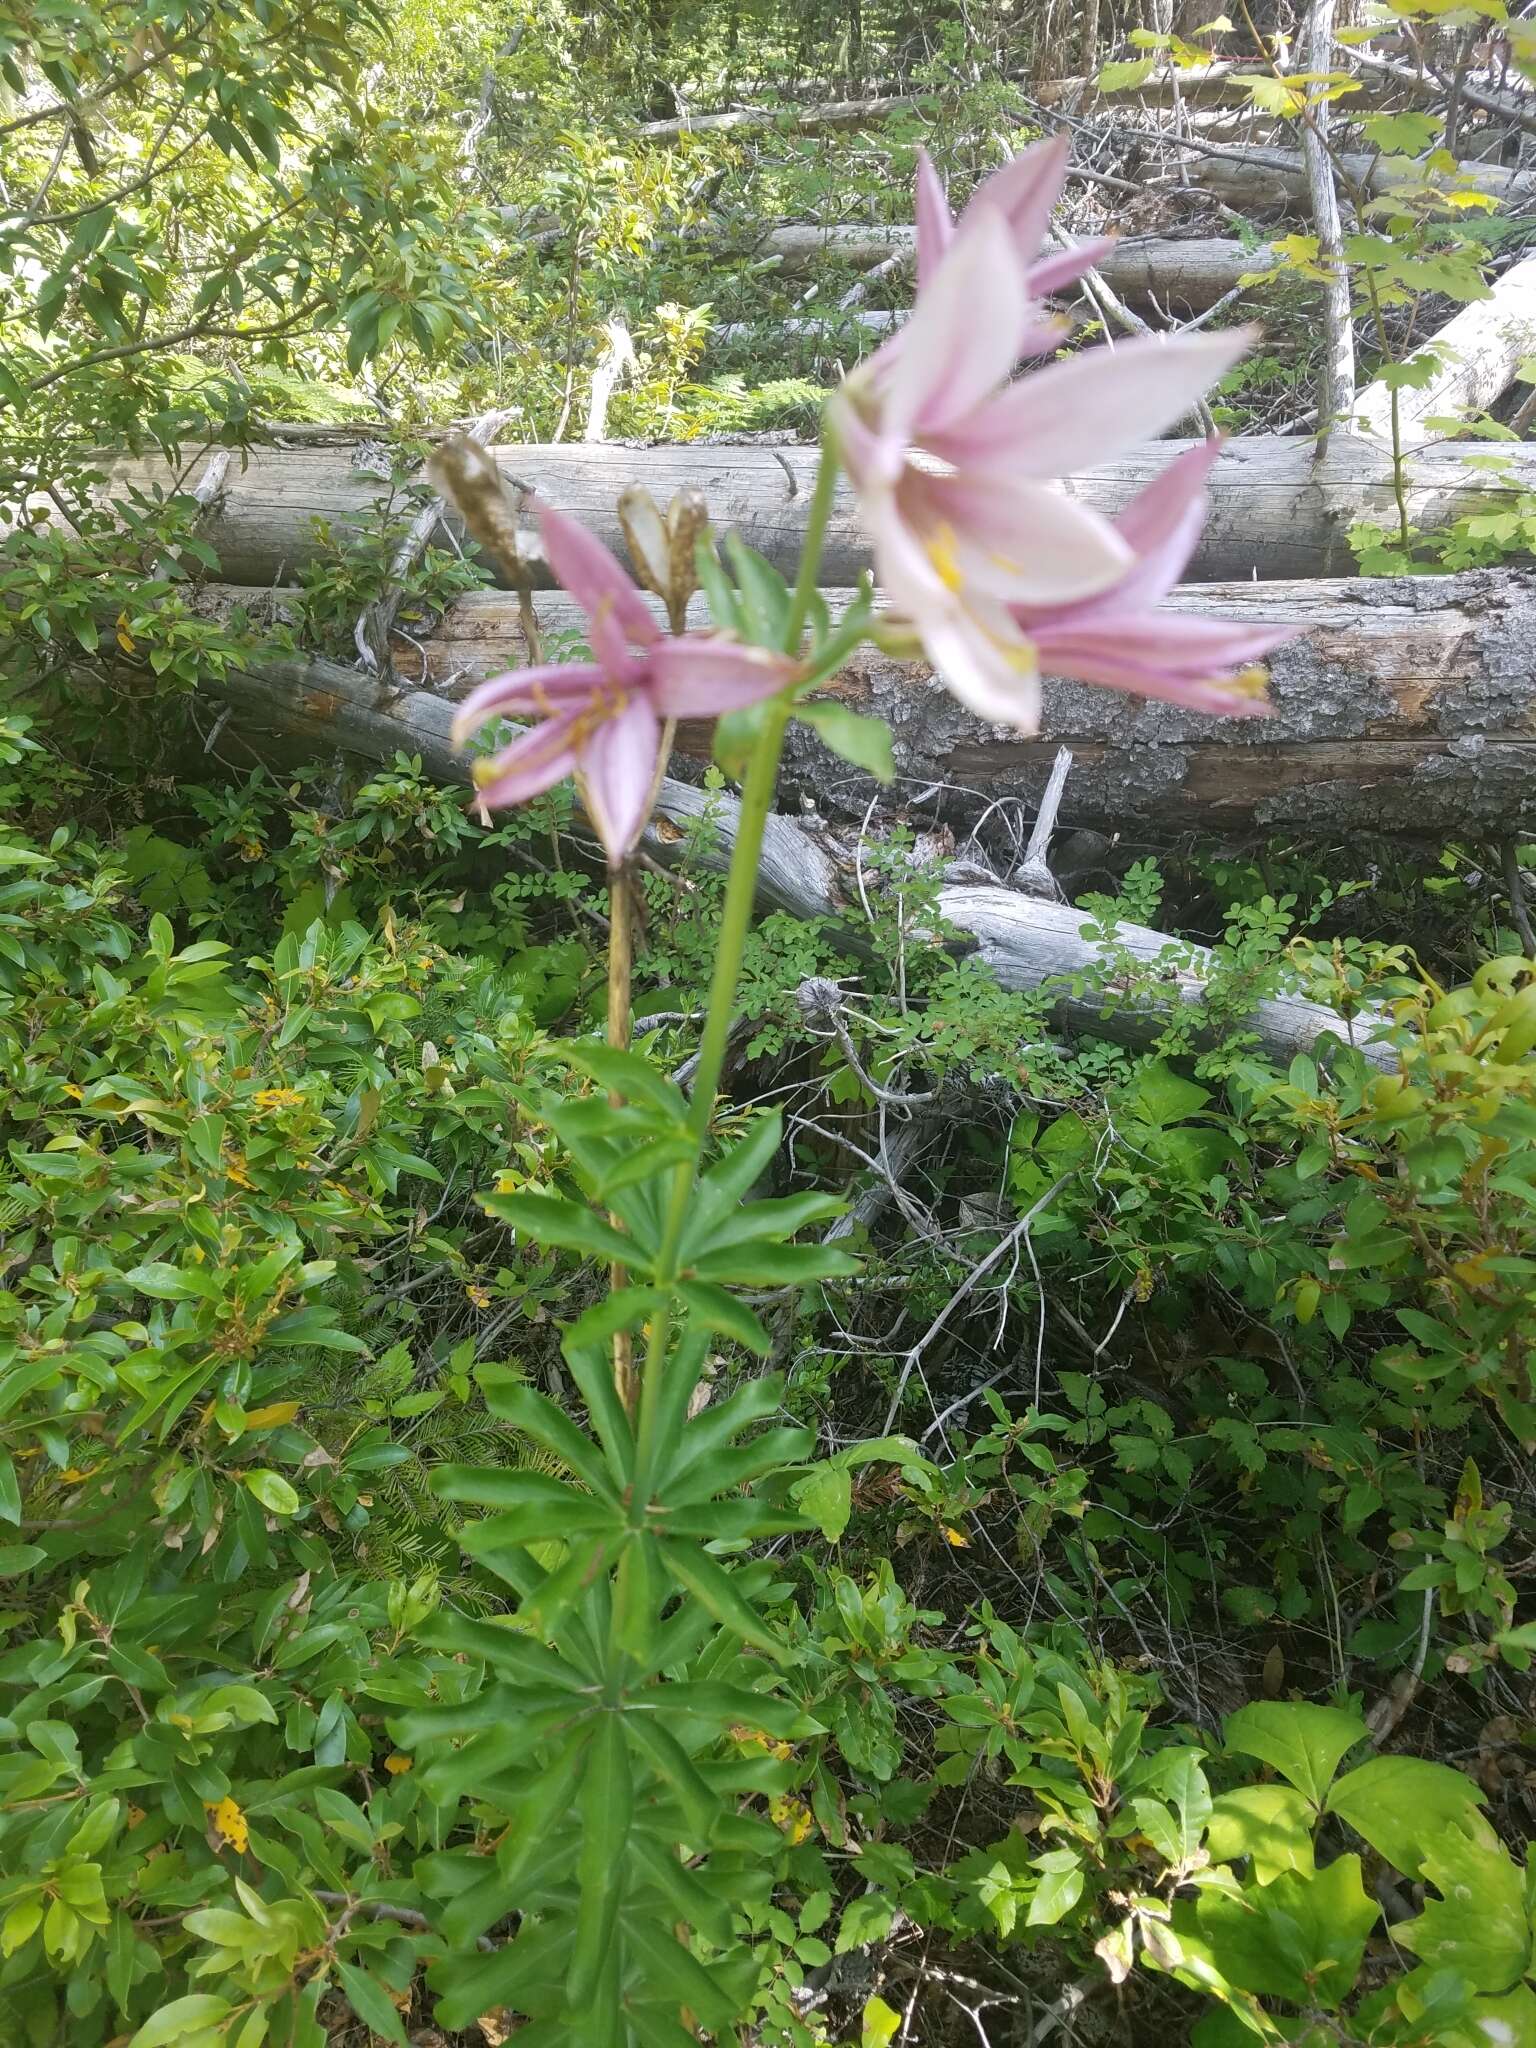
<box><xmin>833</xmin><ymin>170</ymin><xmax>1257</xmax><ymax>727</ymax></box>
<box><xmin>452</xmin><ymin>503</ymin><xmax>796</xmax><ymax>863</ymax></box>
<box><xmin>913</xmin><ymin>132</ymin><xmax>1114</xmax><ymax>304</ymax></box>
<box><xmin>1011</xmin><ymin>438</ymin><xmax>1292</xmax><ymax>718</ymax></box>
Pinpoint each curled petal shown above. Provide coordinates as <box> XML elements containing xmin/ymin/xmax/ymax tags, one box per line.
<box><xmin>537</xmin><ymin>503</ymin><xmax>659</xmax><ymax>654</ymax></box>
<box><xmin>470</xmin><ymin>713</ymin><xmax>584</xmax><ymax>809</ymax></box>
<box><xmin>1021</xmin><ymin>440</ymin><xmax>1222</xmax><ymax>631</ymax></box>
<box><xmin>647</xmin><ymin>636</ymin><xmax>796</xmax><ymax>716</ymax></box>
<box><xmin>578</xmin><ymin>693</ymin><xmax>662</xmax><ymax>864</ymax></box>
<box><xmin>1036</xmin><ymin>610</ymin><xmax>1292</xmax><ymax>674</ymax></box>
<box><xmin>1032</xmin><ymin>619</ymin><xmax>1281</xmax><ymax>714</ymax></box>
<box><xmin>929</xmin><ymin>327</ymin><xmax>1256</xmax><ymax>478</ymax></box>
<box><xmin>452</xmin><ymin>662</ymin><xmax>607</xmax><ymax>743</ymax></box>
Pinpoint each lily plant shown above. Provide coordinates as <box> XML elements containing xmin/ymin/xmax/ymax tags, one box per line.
<box><xmin>404</xmin><ymin>135</ymin><xmax>1295</xmax><ymax>2047</ymax></box>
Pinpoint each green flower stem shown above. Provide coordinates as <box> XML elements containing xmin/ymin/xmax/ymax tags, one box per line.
<box><xmin>782</xmin><ymin>413</ymin><xmax>840</xmax><ymax>654</ymax></box>
<box><xmin>626</xmin><ymin>428</ymin><xmax>842</xmax><ymax>1499</ymax></box>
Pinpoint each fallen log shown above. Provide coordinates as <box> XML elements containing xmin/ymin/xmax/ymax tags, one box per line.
<box><xmin>1182</xmin><ymin>141</ymin><xmax>1536</xmax><ymax>212</ymax></box>
<box><xmin>100</xmin><ymin>436</ymin><xmax>1536</xmax><ymax>589</ymax></box>
<box><xmin>760</xmin><ymin>227</ymin><xmax>1296</xmax><ymax>311</ymax></box>
<box><xmin>1353</xmin><ymin>254</ymin><xmax>1536</xmax><ymax>449</ymax></box>
<box><xmin>202</xmin><ymin>567</ymin><xmax>1536</xmax><ymax>836</ymax></box>
<box><xmin>1350</xmin><ymin>48</ymin><xmax>1536</xmax><ymax>144</ymax></box>
<box><xmin>638</xmin><ymin>91</ymin><xmax>929</xmax><ymax>143</ymax></box>
<box><xmin>194</xmin><ymin>638</ymin><xmax>1396</xmax><ymax>1070</ymax></box>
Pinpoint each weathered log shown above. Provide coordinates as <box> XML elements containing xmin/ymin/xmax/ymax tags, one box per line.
<box><xmin>100</xmin><ymin>436</ymin><xmax>1536</xmax><ymax>591</ymax></box>
<box><xmin>194</xmin><ymin>637</ymin><xmax>1396</xmax><ymax>1069</ymax></box>
<box><xmin>1353</xmin><ymin>254</ymin><xmax>1536</xmax><ymax>450</ymax></box>
<box><xmin>760</xmin><ymin>226</ymin><xmax>1297</xmax><ymax>311</ymax></box>
<box><xmin>1350</xmin><ymin>48</ymin><xmax>1536</xmax><ymax>143</ymax></box>
<box><xmin>202</xmin><ymin>569</ymin><xmax>1536</xmax><ymax>836</ymax></box>
<box><xmin>638</xmin><ymin>92</ymin><xmax>929</xmax><ymax>143</ymax></box>
<box><xmin>1183</xmin><ymin>142</ymin><xmax>1536</xmax><ymax>212</ymax></box>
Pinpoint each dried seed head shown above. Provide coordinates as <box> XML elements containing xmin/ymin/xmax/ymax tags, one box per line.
<box><xmin>428</xmin><ymin>435</ymin><xmax>527</xmax><ymax>585</ymax></box>
<box><xmin>616</xmin><ymin>484</ymin><xmax>670</xmax><ymax>600</ymax></box>
<box><xmin>664</xmin><ymin>487</ymin><xmax>709</xmax><ymax>621</ymax></box>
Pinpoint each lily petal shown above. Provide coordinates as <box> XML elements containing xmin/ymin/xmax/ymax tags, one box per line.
<box><xmin>914</xmin><ymin>148</ymin><xmax>953</xmax><ymax>290</ymax></box>
<box><xmin>1021</xmin><ymin>440</ymin><xmax>1222</xmax><ymax>630</ymax></box>
<box><xmin>648</xmin><ymin>636</ymin><xmax>796</xmax><ymax>716</ymax></box>
<box><xmin>1034</xmin><ymin>634</ymin><xmax>1274</xmax><ymax>716</ymax></box>
<box><xmin>1035</xmin><ymin>611</ymin><xmax>1292</xmax><ymax>676</ymax></box>
<box><xmin>579</xmin><ymin>694</ymin><xmax>662</xmax><ymax>863</ymax></box>
<box><xmin>881</xmin><ymin>211</ymin><xmax>1030</xmax><ymax>441</ymax></box>
<box><xmin>966</xmin><ymin>133</ymin><xmax>1071</xmax><ymax>268</ymax></box>
<box><xmin>929</xmin><ymin>327</ymin><xmax>1255</xmax><ymax>478</ymax></box>
<box><xmin>452</xmin><ymin>662</ymin><xmax>607</xmax><ymax>743</ymax></box>
<box><xmin>471</xmin><ymin>713</ymin><xmax>584</xmax><ymax>808</ymax></box>
<box><xmin>537</xmin><ymin>503</ymin><xmax>660</xmax><ymax>654</ymax></box>
<box><xmin>916</xmin><ymin>595</ymin><xmax>1042</xmax><ymax>728</ymax></box>
<box><xmin>1025</xmin><ymin>235</ymin><xmax>1118</xmax><ymax>298</ymax></box>
<box><xmin>896</xmin><ymin>468</ymin><xmax>1133</xmax><ymax>605</ymax></box>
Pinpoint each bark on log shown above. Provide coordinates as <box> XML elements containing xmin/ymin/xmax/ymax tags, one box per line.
<box><xmin>1353</xmin><ymin>254</ymin><xmax>1536</xmax><ymax>450</ymax></box>
<box><xmin>203</xmin><ymin>569</ymin><xmax>1536</xmax><ymax>836</ymax></box>
<box><xmin>1183</xmin><ymin>142</ymin><xmax>1536</xmax><ymax>212</ymax></box>
<box><xmin>101</xmin><ymin>436</ymin><xmax>1536</xmax><ymax>589</ymax></box>
<box><xmin>193</xmin><ymin>639</ymin><xmax>1396</xmax><ymax>1070</ymax></box>
<box><xmin>760</xmin><ymin>226</ymin><xmax>1296</xmax><ymax>311</ymax></box>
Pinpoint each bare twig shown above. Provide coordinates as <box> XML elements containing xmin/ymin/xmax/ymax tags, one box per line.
<box><xmin>880</xmin><ymin>1174</ymin><xmax>1072</xmax><ymax>1433</ymax></box>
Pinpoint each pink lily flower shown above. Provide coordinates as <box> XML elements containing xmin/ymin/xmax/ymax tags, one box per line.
<box><xmin>1015</xmin><ymin>438</ymin><xmax>1293</xmax><ymax>718</ymax></box>
<box><xmin>914</xmin><ymin>134</ymin><xmax>1115</xmax><ymax>305</ymax></box>
<box><xmin>452</xmin><ymin>504</ymin><xmax>796</xmax><ymax>864</ymax></box>
<box><xmin>833</xmin><ymin>205</ymin><xmax>1256</xmax><ymax>724</ymax></box>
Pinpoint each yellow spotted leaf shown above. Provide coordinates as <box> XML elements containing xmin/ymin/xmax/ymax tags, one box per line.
<box><xmin>769</xmin><ymin>1795</ymin><xmax>814</xmax><ymax>1844</ymax></box>
<box><xmin>204</xmin><ymin>1796</ymin><xmax>249</xmax><ymax>1854</ymax></box>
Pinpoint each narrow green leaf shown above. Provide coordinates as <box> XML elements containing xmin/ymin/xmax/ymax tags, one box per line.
<box><xmin>334</xmin><ymin>1961</ymin><xmax>409</xmax><ymax>2046</ymax></box>
<box><xmin>660</xmin><ymin>1539</ymin><xmax>784</xmax><ymax>1659</ymax></box>
<box><xmin>675</xmin><ymin>1281</ymin><xmax>771</xmax><ymax>1355</ymax></box>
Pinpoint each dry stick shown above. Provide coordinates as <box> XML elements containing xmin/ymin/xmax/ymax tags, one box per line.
<box><xmin>879</xmin><ymin>1174</ymin><xmax>1073</xmax><ymax>1435</ymax></box>
<box><xmin>1013</xmin><ymin>745</ymin><xmax>1073</xmax><ymax>900</ymax></box>
<box><xmin>582</xmin><ymin>317</ymin><xmax>637</xmax><ymax>443</ymax></box>
<box><xmin>1300</xmin><ymin>0</ymin><xmax>1358</xmax><ymax>451</ymax></box>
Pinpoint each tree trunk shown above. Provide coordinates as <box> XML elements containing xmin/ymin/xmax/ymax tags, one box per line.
<box><xmin>202</xmin><ymin>568</ymin><xmax>1536</xmax><ymax>836</ymax></box>
<box><xmin>1299</xmin><ymin>0</ymin><xmax>1358</xmax><ymax>448</ymax></box>
<box><xmin>100</xmin><ymin>436</ymin><xmax>1536</xmax><ymax>590</ymax></box>
<box><xmin>1353</xmin><ymin>254</ymin><xmax>1536</xmax><ymax>450</ymax></box>
<box><xmin>192</xmin><ymin>641</ymin><xmax>1396</xmax><ymax>1070</ymax></box>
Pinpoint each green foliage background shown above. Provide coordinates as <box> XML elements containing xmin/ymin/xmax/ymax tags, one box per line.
<box><xmin>2</xmin><ymin>0</ymin><xmax>1536</xmax><ymax>2044</ymax></box>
